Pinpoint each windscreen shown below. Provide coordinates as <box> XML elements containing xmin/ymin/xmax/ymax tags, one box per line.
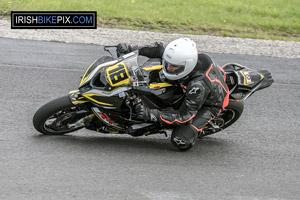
<box><xmin>105</xmin><ymin>51</ymin><xmax>144</xmax><ymax>87</ymax></box>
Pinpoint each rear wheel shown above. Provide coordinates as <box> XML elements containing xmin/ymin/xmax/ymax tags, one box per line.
<box><xmin>202</xmin><ymin>100</ymin><xmax>244</xmax><ymax>136</ymax></box>
<box><xmin>33</xmin><ymin>95</ymin><xmax>90</xmax><ymax>135</ymax></box>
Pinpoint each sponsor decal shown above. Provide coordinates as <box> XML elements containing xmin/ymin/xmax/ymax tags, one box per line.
<box><xmin>189</xmin><ymin>87</ymin><xmax>200</xmax><ymax>95</ymax></box>
<box><xmin>173</xmin><ymin>137</ymin><xmax>186</xmax><ymax>145</ymax></box>
<box><xmin>243</xmin><ymin>72</ymin><xmax>252</xmax><ymax>84</ymax></box>
<box><xmin>150</xmin><ymin>113</ymin><xmax>157</xmax><ymax>122</ymax></box>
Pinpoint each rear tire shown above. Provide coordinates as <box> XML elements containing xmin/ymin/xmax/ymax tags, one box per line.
<box><xmin>220</xmin><ymin>100</ymin><xmax>244</xmax><ymax>129</ymax></box>
<box><xmin>33</xmin><ymin>95</ymin><xmax>85</xmax><ymax>135</ymax></box>
<box><xmin>202</xmin><ymin>100</ymin><xmax>244</xmax><ymax>136</ymax></box>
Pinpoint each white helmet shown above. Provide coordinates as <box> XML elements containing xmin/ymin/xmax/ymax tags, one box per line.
<box><xmin>162</xmin><ymin>38</ymin><xmax>198</xmax><ymax>80</ymax></box>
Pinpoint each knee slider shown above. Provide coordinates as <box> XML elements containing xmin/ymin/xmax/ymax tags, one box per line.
<box><xmin>171</xmin><ymin>125</ymin><xmax>197</xmax><ymax>151</ymax></box>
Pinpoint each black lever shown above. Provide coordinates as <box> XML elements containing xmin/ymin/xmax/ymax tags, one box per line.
<box><xmin>103</xmin><ymin>45</ymin><xmax>117</xmax><ymax>58</ymax></box>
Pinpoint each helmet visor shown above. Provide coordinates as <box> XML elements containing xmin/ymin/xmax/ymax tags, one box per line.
<box><xmin>163</xmin><ymin>60</ymin><xmax>185</xmax><ymax>75</ymax></box>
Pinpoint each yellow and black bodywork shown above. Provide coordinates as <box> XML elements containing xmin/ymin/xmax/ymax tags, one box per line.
<box><xmin>69</xmin><ymin>90</ymin><xmax>88</xmax><ymax>105</ymax></box>
<box><xmin>237</xmin><ymin>70</ymin><xmax>264</xmax><ymax>87</ymax></box>
<box><xmin>75</xmin><ymin>55</ymin><xmax>184</xmax><ymax>110</ymax></box>
<box><xmin>223</xmin><ymin>63</ymin><xmax>273</xmax><ymax>101</ymax></box>
<box><xmin>77</xmin><ymin>57</ymin><xmax>132</xmax><ymax>109</ymax></box>
<box><xmin>68</xmin><ymin>54</ymin><xmax>185</xmax><ymax>133</ymax></box>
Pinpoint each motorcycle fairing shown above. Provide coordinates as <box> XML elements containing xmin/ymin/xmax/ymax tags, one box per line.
<box><xmin>83</xmin><ymin>94</ymin><xmax>114</xmax><ymax>106</ymax></box>
<box><xmin>223</xmin><ymin>63</ymin><xmax>273</xmax><ymax>101</ymax></box>
<box><xmin>237</xmin><ymin>70</ymin><xmax>264</xmax><ymax>87</ymax></box>
<box><xmin>79</xmin><ymin>59</ymin><xmax>118</xmax><ymax>87</ymax></box>
<box><xmin>80</xmin><ymin>60</ymin><xmax>97</xmax><ymax>86</ymax></box>
<box><xmin>105</xmin><ymin>61</ymin><xmax>130</xmax><ymax>87</ymax></box>
<box><xmin>149</xmin><ymin>82</ymin><xmax>173</xmax><ymax>89</ymax></box>
<box><xmin>69</xmin><ymin>90</ymin><xmax>88</xmax><ymax>105</ymax></box>
<box><xmin>78</xmin><ymin>53</ymin><xmax>140</xmax><ymax>107</ymax></box>
<box><xmin>142</xmin><ymin>65</ymin><xmax>163</xmax><ymax>71</ymax></box>
<box><xmin>81</xmin><ymin>87</ymin><xmax>131</xmax><ymax>108</ymax></box>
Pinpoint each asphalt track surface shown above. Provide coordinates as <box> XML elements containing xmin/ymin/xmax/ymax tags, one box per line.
<box><xmin>0</xmin><ymin>37</ymin><xmax>299</xmax><ymax>200</ymax></box>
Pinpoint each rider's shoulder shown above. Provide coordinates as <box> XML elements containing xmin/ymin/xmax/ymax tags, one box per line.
<box><xmin>198</xmin><ymin>53</ymin><xmax>213</xmax><ymax>62</ymax></box>
<box><xmin>197</xmin><ymin>53</ymin><xmax>213</xmax><ymax>68</ymax></box>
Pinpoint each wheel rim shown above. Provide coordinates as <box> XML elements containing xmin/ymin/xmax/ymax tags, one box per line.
<box><xmin>222</xmin><ymin>109</ymin><xmax>236</xmax><ymax>126</ymax></box>
<box><xmin>43</xmin><ymin>106</ymin><xmax>85</xmax><ymax>133</ymax></box>
<box><xmin>202</xmin><ymin>109</ymin><xmax>236</xmax><ymax>135</ymax></box>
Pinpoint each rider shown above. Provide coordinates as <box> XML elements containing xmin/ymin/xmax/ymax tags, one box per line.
<box><xmin>117</xmin><ymin>38</ymin><xmax>229</xmax><ymax>151</ymax></box>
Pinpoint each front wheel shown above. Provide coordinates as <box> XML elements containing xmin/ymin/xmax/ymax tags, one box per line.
<box><xmin>33</xmin><ymin>95</ymin><xmax>90</xmax><ymax>135</ymax></box>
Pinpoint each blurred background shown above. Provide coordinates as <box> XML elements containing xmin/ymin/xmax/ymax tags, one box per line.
<box><xmin>1</xmin><ymin>0</ymin><xmax>299</xmax><ymax>41</ymax></box>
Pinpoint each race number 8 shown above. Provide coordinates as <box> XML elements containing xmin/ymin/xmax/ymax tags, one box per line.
<box><xmin>106</xmin><ymin>62</ymin><xmax>130</xmax><ymax>87</ymax></box>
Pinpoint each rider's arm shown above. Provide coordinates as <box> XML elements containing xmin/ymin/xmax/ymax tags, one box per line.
<box><xmin>117</xmin><ymin>42</ymin><xmax>164</xmax><ymax>58</ymax></box>
<box><xmin>138</xmin><ymin>42</ymin><xmax>165</xmax><ymax>58</ymax></box>
<box><xmin>151</xmin><ymin>79</ymin><xmax>210</xmax><ymax>126</ymax></box>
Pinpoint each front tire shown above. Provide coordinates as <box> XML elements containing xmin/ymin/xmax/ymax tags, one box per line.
<box><xmin>33</xmin><ymin>95</ymin><xmax>86</xmax><ymax>135</ymax></box>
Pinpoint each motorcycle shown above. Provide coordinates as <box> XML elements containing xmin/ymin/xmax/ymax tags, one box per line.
<box><xmin>33</xmin><ymin>46</ymin><xmax>273</xmax><ymax>145</ymax></box>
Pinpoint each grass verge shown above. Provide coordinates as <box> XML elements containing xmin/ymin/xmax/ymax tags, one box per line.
<box><xmin>1</xmin><ymin>0</ymin><xmax>300</xmax><ymax>41</ymax></box>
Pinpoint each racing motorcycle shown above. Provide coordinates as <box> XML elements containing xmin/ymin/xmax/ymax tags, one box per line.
<box><xmin>33</xmin><ymin>47</ymin><xmax>273</xmax><ymax>140</ymax></box>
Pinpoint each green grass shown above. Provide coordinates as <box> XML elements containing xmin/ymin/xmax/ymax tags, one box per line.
<box><xmin>1</xmin><ymin>0</ymin><xmax>300</xmax><ymax>41</ymax></box>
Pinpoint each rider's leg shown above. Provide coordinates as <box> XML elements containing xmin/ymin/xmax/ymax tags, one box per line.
<box><xmin>171</xmin><ymin>106</ymin><xmax>219</xmax><ymax>151</ymax></box>
<box><xmin>189</xmin><ymin>106</ymin><xmax>220</xmax><ymax>136</ymax></box>
<box><xmin>171</xmin><ymin>124</ymin><xmax>198</xmax><ymax>151</ymax></box>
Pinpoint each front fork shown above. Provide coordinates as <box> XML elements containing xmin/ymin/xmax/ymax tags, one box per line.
<box><xmin>68</xmin><ymin>90</ymin><xmax>95</xmax><ymax>129</ymax></box>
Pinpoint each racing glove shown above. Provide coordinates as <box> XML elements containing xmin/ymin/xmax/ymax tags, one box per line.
<box><xmin>135</xmin><ymin>104</ymin><xmax>159</xmax><ymax>122</ymax></box>
<box><xmin>117</xmin><ymin>43</ymin><xmax>138</xmax><ymax>57</ymax></box>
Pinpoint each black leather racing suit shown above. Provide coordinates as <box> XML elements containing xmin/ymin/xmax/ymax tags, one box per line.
<box><xmin>137</xmin><ymin>42</ymin><xmax>229</xmax><ymax>150</ymax></box>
